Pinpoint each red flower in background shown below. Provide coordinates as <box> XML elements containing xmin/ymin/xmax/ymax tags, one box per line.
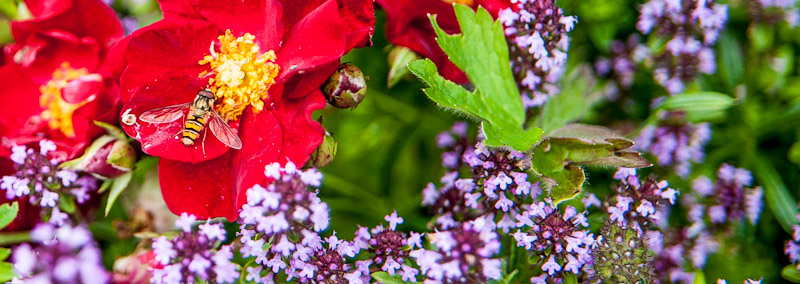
<box><xmin>110</xmin><ymin>0</ymin><xmax>374</xmax><ymax>220</ymax></box>
<box><xmin>0</xmin><ymin>0</ymin><xmax>123</xmax><ymax>231</ymax></box>
<box><xmin>376</xmin><ymin>0</ymin><xmax>510</xmax><ymax>83</ymax></box>
<box><xmin>0</xmin><ymin>0</ymin><xmax>123</xmax><ymax>159</ymax></box>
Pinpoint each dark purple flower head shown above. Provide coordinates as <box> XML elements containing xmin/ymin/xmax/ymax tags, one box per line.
<box><xmin>437</xmin><ymin>122</ymin><xmax>469</xmax><ymax>170</ymax></box>
<box><xmin>498</xmin><ymin>0</ymin><xmax>577</xmax><ymax>108</ymax></box>
<box><xmin>636</xmin><ymin>111</ymin><xmax>711</xmax><ymax>177</ymax></box>
<box><xmin>785</xmin><ymin>212</ymin><xmax>800</xmax><ymax>271</ymax></box>
<box><xmin>1</xmin><ymin>140</ymin><xmax>99</xmax><ymax>227</ymax></box>
<box><xmin>150</xmin><ymin>214</ymin><xmax>238</xmax><ymax>284</ymax></box>
<box><xmin>605</xmin><ymin>168</ymin><xmax>677</xmax><ymax>230</ymax></box>
<box><xmin>690</xmin><ymin>164</ymin><xmax>763</xmax><ymax>225</ymax></box>
<box><xmin>637</xmin><ymin>0</ymin><xmax>727</xmax><ymax>93</ymax></box>
<box><xmin>424</xmin><ymin>139</ymin><xmax>537</xmax><ymax>231</ymax></box>
<box><xmin>285</xmin><ymin>233</ymin><xmax>364</xmax><ymax>284</ymax></box>
<box><xmin>595</xmin><ymin>35</ymin><xmax>649</xmax><ymax>99</ymax></box>
<box><xmin>11</xmin><ymin>224</ymin><xmax>109</xmax><ymax>283</ymax></box>
<box><xmin>512</xmin><ymin>202</ymin><xmax>595</xmax><ymax>280</ymax></box>
<box><xmin>412</xmin><ymin>217</ymin><xmax>502</xmax><ymax>283</ymax></box>
<box><xmin>748</xmin><ymin>0</ymin><xmax>799</xmax><ymax>26</ymax></box>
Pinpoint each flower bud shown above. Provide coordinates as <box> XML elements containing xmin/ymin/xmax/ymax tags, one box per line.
<box><xmin>592</xmin><ymin>221</ymin><xmax>656</xmax><ymax>283</ymax></box>
<box><xmin>62</xmin><ymin>135</ymin><xmax>137</xmax><ymax>179</ymax></box>
<box><xmin>387</xmin><ymin>45</ymin><xmax>420</xmax><ymax>88</ymax></box>
<box><xmin>322</xmin><ymin>63</ymin><xmax>367</xmax><ymax>109</ymax></box>
<box><xmin>310</xmin><ymin>131</ymin><xmax>337</xmax><ymax>168</ymax></box>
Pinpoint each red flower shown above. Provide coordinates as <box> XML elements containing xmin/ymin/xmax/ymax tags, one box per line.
<box><xmin>0</xmin><ymin>0</ymin><xmax>123</xmax><ymax>231</ymax></box>
<box><xmin>110</xmin><ymin>0</ymin><xmax>374</xmax><ymax>220</ymax></box>
<box><xmin>376</xmin><ymin>0</ymin><xmax>510</xmax><ymax>83</ymax></box>
<box><xmin>0</xmin><ymin>0</ymin><xmax>123</xmax><ymax>159</ymax></box>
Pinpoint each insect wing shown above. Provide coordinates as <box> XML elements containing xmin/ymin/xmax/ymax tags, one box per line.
<box><xmin>139</xmin><ymin>103</ymin><xmax>191</xmax><ymax>124</ymax></box>
<box><xmin>208</xmin><ymin>111</ymin><xmax>243</xmax><ymax>149</ymax></box>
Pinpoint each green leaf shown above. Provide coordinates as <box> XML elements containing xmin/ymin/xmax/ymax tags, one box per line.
<box><xmin>59</xmin><ymin>194</ymin><xmax>76</xmax><ymax>214</ymax></box>
<box><xmin>656</xmin><ymin>91</ymin><xmax>734</xmax><ymax>122</ymax></box>
<box><xmin>60</xmin><ymin>135</ymin><xmax>116</xmax><ymax>171</ymax></box>
<box><xmin>0</xmin><ymin>202</ymin><xmax>19</xmax><ymax>231</ymax></box>
<box><xmin>753</xmin><ymin>157</ymin><xmax>799</xmax><ymax>232</ymax></box>
<box><xmin>93</xmin><ymin>120</ymin><xmax>129</xmax><ymax>140</ymax></box>
<box><xmin>718</xmin><ymin>32</ymin><xmax>744</xmax><ymax>90</ymax></box>
<box><xmin>407</xmin><ymin>5</ymin><xmax>542</xmax><ymax>151</ymax></box>
<box><xmin>692</xmin><ymin>270</ymin><xmax>706</xmax><ymax>284</ymax></box>
<box><xmin>0</xmin><ymin>262</ymin><xmax>13</xmax><ymax>282</ymax></box>
<box><xmin>372</xmin><ymin>271</ymin><xmax>411</xmax><ymax>284</ymax></box>
<box><xmin>783</xmin><ymin>265</ymin><xmax>800</xmax><ymax>283</ymax></box>
<box><xmin>540</xmin><ymin>66</ymin><xmax>596</xmax><ymax>133</ymax></box>
<box><xmin>0</xmin><ymin>248</ymin><xmax>9</xmax><ymax>261</ymax></box>
<box><xmin>561</xmin><ymin>273</ymin><xmax>578</xmax><ymax>284</ymax></box>
<box><xmin>105</xmin><ymin>171</ymin><xmax>133</xmax><ymax>216</ymax></box>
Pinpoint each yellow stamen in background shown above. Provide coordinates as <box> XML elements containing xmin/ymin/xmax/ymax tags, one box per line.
<box><xmin>199</xmin><ymin>30</ymin><xmax>281</xmax><ymax>122</ymax></box>
<box><xmin>39</xmin><ymin>63</ymin><xmax>98</xmax><ymax>138</ymax></box>
<box><xmin>441</xmin><ymin>0</ymin><xmax>474</xmax><ymax>6</ymax></box>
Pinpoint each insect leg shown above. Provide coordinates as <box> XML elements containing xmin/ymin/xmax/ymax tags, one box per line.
<box><xmin>202</xmin><ymin>126</ymin><xmax>207</xmax><ymax>158</ymax></box>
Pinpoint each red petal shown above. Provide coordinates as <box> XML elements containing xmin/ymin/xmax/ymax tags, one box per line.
<box><xmin>157</xmin><ymin>0</ymin><xmax>204</xmax><ymax>21</ymax></box>
<box><xmin>12</xmin><ymin>31</ymin><xmax>101</xmax><ymax>84</ymax></box>
<box><xmin>121</xmin><ymin>73</ymin><xmax>233</xmax><ymax>163</ymax></box>
<box><xmin>0</xmin><ymin>65</ymin><xmax>41</xmax><ymax>136</ymax></box>
<box><xmin>230</xmin><ymin>89</ymin><xmax>326</xmax><ymax>212</ymax></box>
<box><xmin>337</xmin><ymin>0</ymin><xmax>376</xmax><ymax>50</ymax></box>
<box><xmin>119</xmin><ymin>19</ymin><xmax>217</xmax><ymax>102</ymax></box>
<box><xmin>158</xmin><ymin>153</ymin><xmax>236</xmax><ymax>220</ymax></box>
<box><xmin>274</xmin><ymin>1</ymin><xmax>347</xmax><ymax>84</ymax></box>
<box><xmin>191</xmin><ymin>0</ymin><xmax>285</xmax><ymax>51</ymax></box>
<box><xmin>14</xmin><ymin>0</ymin><xmax>122</xmax><ymax>52</ymax></box>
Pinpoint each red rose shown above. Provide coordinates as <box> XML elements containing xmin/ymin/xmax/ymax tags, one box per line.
<box><xmin>110</xmin><ymin>0</ymin><xmax>374</xmax><ymax>220</ymax></box>
<box><xmin>0</xmin><ymin>0</ymin><xmax>123</xmax><ymax>230</ymax></box>
<box><xmin>376</xmin><ymin>0</ymin><xmax>510</xmax><ymax>83</ymax></box>
<box><xmin>0</xmin><ymin>0</ymin><xmax>123</xmax><ymax>159</ymax></box>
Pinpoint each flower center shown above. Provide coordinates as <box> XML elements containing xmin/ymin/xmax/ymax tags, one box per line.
<box><xmin>39</xmin><ymin>63</ymin><xmax>95</xmax><ymax>138</ymax></box>
<box><xmin>441</xmin><ymin>0</ymin><xmax>474</xmax><ymax>6</ymax></box>
<box><xmin>199</xmin><ymin>30</ymin><xmax>280</xmax><ymax>122</ymax></box>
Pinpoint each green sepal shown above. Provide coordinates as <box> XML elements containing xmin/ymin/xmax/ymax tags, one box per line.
<box><xmin>0</xmin><ymin>262</ymin><xmax>14</xmax><ymax>282</ymax></box>
<box><xmin>387</xmin><ymin>45</ymin><xmax>420</xmax><ymax>88</ymax></box>
<box><xmin>105</xmin><ymin>171</ymin><xmax>133</xmax><ymax>216</ymax></box>
<box><xmin>59</xmin><ymin>194</ymin><xmax>76</xmax><ymax>214</ymax></box>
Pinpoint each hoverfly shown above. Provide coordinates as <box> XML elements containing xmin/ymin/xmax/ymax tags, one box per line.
<box><xmin>140</xmin><ymin>88</ymin><xmax>242</xmax><ymax>154</ymax></box>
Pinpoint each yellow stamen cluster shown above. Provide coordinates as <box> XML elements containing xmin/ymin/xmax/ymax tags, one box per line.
<box><xmin>199</xmin><ymin>30</ymin><xmax>281</xmax><ymax>122</ymax></box>
<box><xmin>39</xmin><ymin>63</ymin><xmax>97</xmax><ymax>138</ymax></box>
<box><xmin>441</xmin><ymin>0</ymin><xmax>474</xmax><ymax>6</ymax></box>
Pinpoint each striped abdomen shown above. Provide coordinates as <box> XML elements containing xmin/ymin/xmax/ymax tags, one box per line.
<box><xmin>181</xmin><ymin>113</ymin><xmax>208</xmax><ymax>146</ymax></box>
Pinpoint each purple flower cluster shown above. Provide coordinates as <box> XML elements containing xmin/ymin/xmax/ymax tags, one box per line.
<box><xmin>748</xmin><ymin>0</ymin><xmax>799</xmax><ymax>26</ymax></box>
<box><xmin>594</xmin><ymin>35</ymin><xmax>649</xmax><ymax>100</ymax></box>
<box><xmin>284</xmin><ymin>233</ymin><xmax>363</xmax><ymax>284</ymax></box>
<box><xmin>498</xmin><ymin>0</ymin><xmax>577</xmax><ymax>108</ymax></box>
<box><xmin>412</xmin><ymin>217</ymin><xmax>502</xmax><ymax>283</ymax></box>
<box><xmin>436</xmin><ymin>121</ymin><xmax>469</xmax><ymax>170</ymax></box>
<box><xmin>1</xmin><ymin>140</ymin><xmax>99</xmax><ymax>227</ymax></box>
<box><xmin>512</xmin><ymin>202</ymin><xmax>595</xmax><ymax>281</ymax></box>
<box><xmin>604</xmin><ymin>168</ymin><xmax>678</xmax><ymax>230</ymax></box>
<box><xmin>423</xmin><ymin>139</ymin><xmax>538</xmax><ymax>231</ymax></box>
<box><xmin>238</xmin><ymin>161</ymin><xmax>341</xmax><ymax>282</ymax></box>
<box><xmin>687</xmin><ymin>164</ymin><xmax>763</xmax><ymax>226</ymax></box>
<box><xmin>150</xmin><ymin>214</ymin><xmax>239</xmax><ymax>284</ymax></box>
<box><xmin>11</xmin><ymin>224</ymin><xmax>109</xmax><ymax>284</ymax></box>
<box><xmin>636</xmin><ymin>111</ymin><xmax>711</xmax><ymax>177</ymax></box>
<box><xmin>637</xmin><ymin>0</ymin><xmax>728</xmax><ymax>93</ymax></box>
<box><xmin>352</xmin><ymin>211</ymin><xmax>421</xmax><ymax>282</ymax></box>
<box><xmin>784</xmin><ymin>213</ymin><xmax>800</xmax><ymax>271</ymax></box>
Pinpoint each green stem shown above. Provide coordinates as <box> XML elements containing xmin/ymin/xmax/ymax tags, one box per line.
<box><xmin>0</xmin><ymin>231</ymin><xmax>31</xmax><ymax>246</ymax></box>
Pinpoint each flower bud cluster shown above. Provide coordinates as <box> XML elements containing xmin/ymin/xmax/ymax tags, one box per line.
<box><xmin>591</xmin><ymin>221</ymin><xmax>656</xmax><ymax>283</ymax></box>
<box><xmin>637</xmin><ymin>0</ymin><xmax>728</xmax><ymax>93</ymax></box>
<box><xmin>150</xmin><ymin>214</ymin><xmax>239</xmax><ymax>283</ymax></box>
<box><xmin>498</xmin><ymin>0</ymin><xmax>577</xmax><ymax>108</ymax></box>
<box><xmin>636</xmin><ymin>111</ymin><xmax>711</xmax><ymax>177</ymax></box>
<box><xmin>1</xmin><ymin>140</ymin><xmax>99</xmax><ymax>226</ymax></box>
<box><xmin>11</xmin><ymin>224</ymin><xmax>109</xmax><ymax>283</ymax></box>
<box><xmin>352</xmin><ymin>211</ymin><xmax>421</xmax><ymax>282</ymax></box>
